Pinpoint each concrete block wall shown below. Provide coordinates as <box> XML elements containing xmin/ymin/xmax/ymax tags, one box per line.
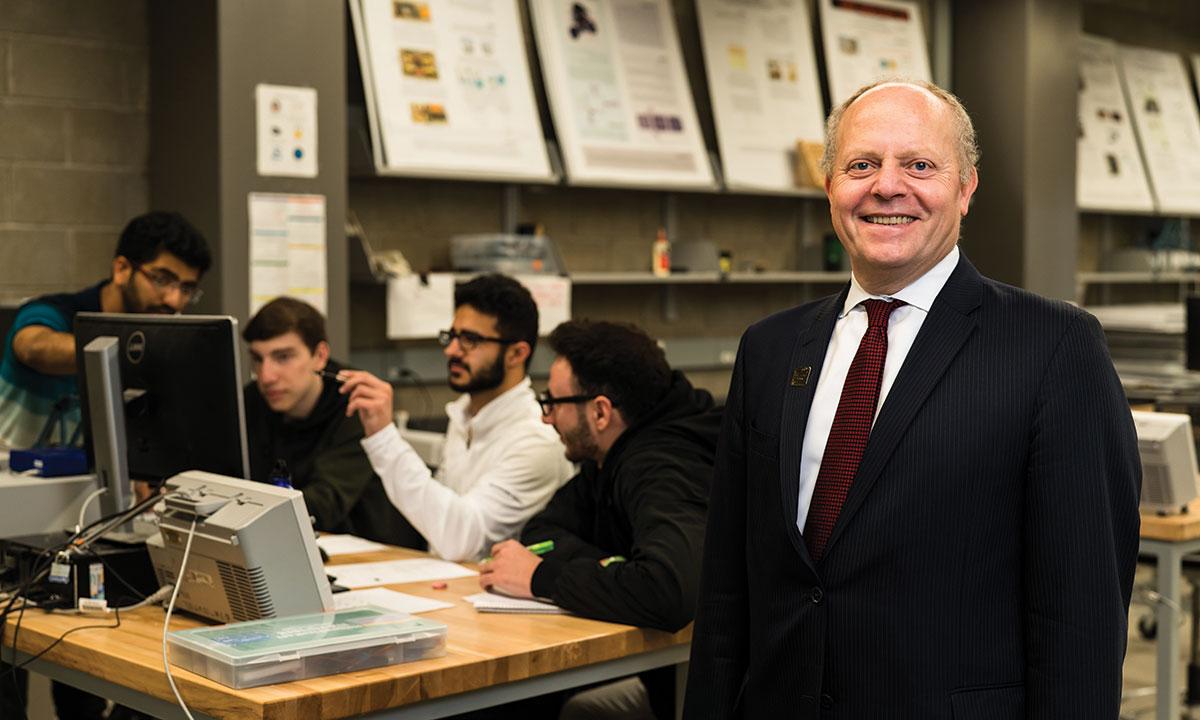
<box><xmin>0</xmin><ymin>0</ymin><xmax>149</xmax><ymax>305</ymax></box>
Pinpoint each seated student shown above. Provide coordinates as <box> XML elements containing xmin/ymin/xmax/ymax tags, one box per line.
<box><xmin>242</xmin><ymin>297</ymin><xmax>423</xmax><ymax>548</ymax></box>
<box><xmin>341</xmin><ymin>273</ymin><xmax>574</xmax><ymax>561</ymax></box>
<box><xmin>0</xmin><ymin>211</ymin><xmax>211</xmax><ymax>450</ymax></box>
<box><xmin>0</xmin><ymin>210</ymin><xmax>210</xmax><ymax>720</ymax></box>
<box><xmin>478</xmin><ymin>320</ymin><xmax>721</xmax><ymax>719</ymax></box>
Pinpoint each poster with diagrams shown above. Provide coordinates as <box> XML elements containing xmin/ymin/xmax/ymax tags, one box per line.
<box><xmin>529</xmin><ymin>0</ymin><xmax>715</xmax><ymax>189</ymax></box>
<box><xmin>351</xmin><ymin>0</ymin><xmax>553</xmax><ymax>181</ymax></box>
<box><xmin>1076</xmin><ymin>35</ymin><xmax>1154</xmax><ymax>212</ymax></box>
<box><xmin>1119</xmin><ymin>44</ymin><xmax>1200</xmax><ymax>214</ymax></box>
<box><xmin>696</xmin><ymin>0</ymin><xmax>825</xmax><ymax>193</ymax></box>
<box><xmin>819</xmin><ymin>0</ymin><xmax>930</xmax><ymax>105</ymax></box>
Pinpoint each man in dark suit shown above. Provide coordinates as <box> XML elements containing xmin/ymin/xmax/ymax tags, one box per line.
<box><xmin>684</xmin><ymin>79</ymin><xmax>1141</xmax><ymax>719</ymax></box>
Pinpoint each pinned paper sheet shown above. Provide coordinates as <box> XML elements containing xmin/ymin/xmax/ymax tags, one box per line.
<box><xmin>332</xmin><ymin>588</ymin><xmax>453</xmax><ymax>615</ymax></box>
<box><xmin>515</xmin><ymin>275</ymin><xmax>571</xmax><ymax>336</ymax></box>
<box><xmin>316</xmin><ymin>534</ymin><xmax>388</xmax><ymax>557</ymax></box>
<box><xmin>387</xmin><ymin>274</ymin><xmax>455</xmax><ymax>339</ymax></box>
<box><xmin>249</xmin><ymin>192</ymin><xmax>327</xmax><ymax>315</ymax></box>
<box><xmin>328</xmin><ymin>558</ymin><xmax>477</xmax><ymax>589</ymax></box>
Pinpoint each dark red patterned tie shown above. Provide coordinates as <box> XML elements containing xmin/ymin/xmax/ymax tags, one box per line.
<box><xmin>805</xmin><ymin>299</ymin><xmax>905</xmax><ymax>562</ymax></box>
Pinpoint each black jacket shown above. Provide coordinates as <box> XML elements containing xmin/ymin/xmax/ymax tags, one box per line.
<box><xmin>243</xmin><ymin>360</ymin><xmax>424</xmax><ymax>549</ymax></box>
<box><xmin>684</xmin><ymin>256</ymin><xmax>1140</xmax><ymax>719</ymax></box>
<box><xmin>524</xmin><ymin>370</ymin><xmax>721</xmax><ymax>632</ymax></box>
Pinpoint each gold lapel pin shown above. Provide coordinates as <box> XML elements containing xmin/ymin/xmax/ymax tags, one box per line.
<box><xmin>790</xmin><ymin>366</ymin><xmax>812</xmax><ymax>387</ymax></box>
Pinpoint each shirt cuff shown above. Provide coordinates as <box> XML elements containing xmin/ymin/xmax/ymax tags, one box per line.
<box><xmin>531</xmin><ymin>557</ymin><xmax>564</xmax><ymax>600</ymax></box>
<box><xmin>360</xmin><ymin>422</ymin><xmax>405</xmax><ymax>456</ymax></box>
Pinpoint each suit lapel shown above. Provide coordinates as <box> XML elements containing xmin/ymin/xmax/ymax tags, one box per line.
<box><xmin>779</xmin><ymin>289</ymin><xmax>845</xmax><ymax>571</ymax></box>
<box><xmin>822</xmin><ymin>257</ymin><xmax>984</xmax><ymax>559</ymax></box>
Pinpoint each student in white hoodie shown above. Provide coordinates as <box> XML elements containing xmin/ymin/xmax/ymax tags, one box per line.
<box><xmin>340</xmin><ymin>274</ymin><xmax>573</xmax><ymax>561</ymax></box>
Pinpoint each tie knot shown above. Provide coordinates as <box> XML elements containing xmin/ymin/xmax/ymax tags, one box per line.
<box><xmin>862</xmin><ymin>299</ymin><xmax>904</xmax><ymax>329</ymax></box>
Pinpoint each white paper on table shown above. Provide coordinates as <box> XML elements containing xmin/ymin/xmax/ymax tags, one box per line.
<box><xmin>514</xmin><ymin>275</ymin><xmax>571</xmax><ymax>336</ymax></box>
<box><xmin>463</xmin><ymin>592</ymin><xmax>568</xmax><ymax>615</ymax></box>
<box><xmin>329</xmin><ymin>558</ymin><xmax>478</xmax><ymax>589</ymax></box>
<box><xmin>316</xmin><ymin>534</ymin><xmax>389</xmax><ymax>557</ymax></box>
<box><xmin>386</xmin><ymin>273</ymin><xmax>455</xmax><ymax>339</ymax></box>
<box><xmin>332</xmin><ymin>588</ymin><xmax>454</xmax><ymax>614</ymax></box>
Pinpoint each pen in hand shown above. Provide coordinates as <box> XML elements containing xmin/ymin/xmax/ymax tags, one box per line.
<box><xmin>483</xmin><ymin>540</ymin><xmax>555</xmax><ymax>563</ymax></box>
<box><xmin>315</xmin><ymin>369</ymin><xmax>346</xmax><ymax>383</ymax></box>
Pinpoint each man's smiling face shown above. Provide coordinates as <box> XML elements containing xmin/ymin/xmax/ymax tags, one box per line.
<box><xmin>825</xmin><ymin>84</ymin><xmax>978</xmax><ymax>294</ymax></box>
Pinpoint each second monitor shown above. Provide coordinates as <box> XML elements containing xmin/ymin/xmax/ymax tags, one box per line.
<box><xmin>74</xmin><ymin>312</ymin><xmax>250</xmax><ymax>518</ymax></box>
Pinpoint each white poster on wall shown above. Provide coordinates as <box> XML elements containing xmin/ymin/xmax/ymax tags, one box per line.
<box><xmin>352</xmin><ymin>0</ymin><xmax>553</xmax><ymax>182</ymax></box>
<box><xmin>255</xmin><ymin>84</ymin><xmax>318</xmax><ymax>178</ymax></box>
<box><xmin>386</xmin><ymin>273</ymin><xmax>455</xmax><ymax>340</ymax></box>
<box><xmin>819</xmin><ymin>0</ymin><xmax>930</xmax><ymax>106</ymax></box>
<box><xmin>529</xmin><ymin>0</ymin><xmax>715</xmax><ymax>190</ymax></box>
<box><xmin>1119</xmin><ymin>45</ymin><xmax>1200</xmax><ymax>214</ymax></box>
<box><xmin>249</xmin><ymin>193</ymin><xmax>328</xmax><ymax>316</ymax></box>
<box><xmin>1076</xmin><ymin>35</ymin><xmax>1154</xmax><ymax>212</ymax></box>
<box><xmin>697</xmin><ymin>0</ymin><xmax>825</xmax><ymax>193</ymax></box>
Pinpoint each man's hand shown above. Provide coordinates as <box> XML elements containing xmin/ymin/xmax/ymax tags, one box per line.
<box><xmin>478</xmin><ymin>539</ymin><xmax>542</xmax><ymax>599</ymax></box>
<box><xmin>339</xmin><ymin>370</ymin><xmax>395</xmax><ymax>437</ymax></box>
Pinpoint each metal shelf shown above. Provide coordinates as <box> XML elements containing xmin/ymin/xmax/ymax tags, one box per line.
<box><xmin>569</xmin><ymin>271</ymin><xmax>849</xmax><ymax>285</ymax></box>
<box><xmin>1077</xmin><ymin>271</ymin><xmax>1200</xmax><ymax>284</ymax></box>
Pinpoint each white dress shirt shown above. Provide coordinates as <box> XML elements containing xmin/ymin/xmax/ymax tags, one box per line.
<box><xmin>362</xmin><ymin>376</ymin><xmax>575</xmax><ymax>561</ymax></box>
<box><xmin>796</xmin><ymin>246</ymin><xmax>960</xmax><ymax>531</ymax></box>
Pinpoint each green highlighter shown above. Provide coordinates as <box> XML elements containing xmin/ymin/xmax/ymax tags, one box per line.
<box><xmin>483</xmin><ymin>540</ymin><xmax>555</xmax><ymax>562</ymax></box>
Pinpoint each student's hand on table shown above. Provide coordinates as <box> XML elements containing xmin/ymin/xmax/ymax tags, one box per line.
<box><xmin>339</xmin><ymin>370</ymin><xmax>395</xmax><ymax>437</ymax></box>
<box><xmin>478</xmin><ymin>539</ymin><xmax>540</xmax><ymax>599</ymax></box>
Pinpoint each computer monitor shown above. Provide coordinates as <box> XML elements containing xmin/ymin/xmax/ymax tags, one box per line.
<box><xmin>146</xmin><ymin>470</ymin><xmax>334</xmax><ymax>623</ymax></box>
<box><xmin>1132</xmin><ymin>410</ymin><xmax>1200</xmax><ymax>515</ymax></box>
<box><xmin>74</xmin><ymin>313</ymin><xmax>250</xmax><ymax>519</ymax></box>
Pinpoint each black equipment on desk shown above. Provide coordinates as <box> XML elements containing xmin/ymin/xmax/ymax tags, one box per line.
<box><xmin>72</xmin><ymin>313</ymin><xmax>250</xmax><ymax>523</ymax></box>
<box><xmin>0</xmin><ymin>533</ymin><xmax>158</xmax><ymax>610</ymax></box>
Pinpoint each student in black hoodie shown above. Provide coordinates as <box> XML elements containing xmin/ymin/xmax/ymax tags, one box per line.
<box><xmin>242</xmin><ymin>297</ymin><xmax>421</xmax><ymax>548</ymax></box>
<box><xmin>480</xmin><ymin>319</ymin><xmax>720</xmax><ymax>718</ymax></box>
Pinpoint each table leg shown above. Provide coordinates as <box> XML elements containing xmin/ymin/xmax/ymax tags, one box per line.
<box><xmin>1158</xmin><ymin>543</ymin><xmax>1183</xmax><ymax>720</ymax></box>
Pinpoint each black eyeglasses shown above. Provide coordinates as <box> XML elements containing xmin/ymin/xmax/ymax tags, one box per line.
<box><xmin>136</xmin><ymin>266</ymin><xmax>203</xmax><ymax>305</ymax></box>
<box><xmin>438</xmin><ymin>328</ymin><xmax>515</xmax><ymax>352</ymax></box>
<box><xmin>537</xmin><ymin>390</ymin><xmax>599</xmax><ymax>416</ymax></box>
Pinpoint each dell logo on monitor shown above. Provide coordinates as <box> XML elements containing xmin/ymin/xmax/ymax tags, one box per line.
<box><xmin>126</xmin><ymin>330</ymin><xmax>147</xmax><ymax>364</ymax></box>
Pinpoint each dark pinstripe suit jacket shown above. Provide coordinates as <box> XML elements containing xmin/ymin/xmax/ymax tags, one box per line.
<box><xmin>684</xmin><ymin>255</ymin><xmax>1141</xmax><ymax>719</ymax></box>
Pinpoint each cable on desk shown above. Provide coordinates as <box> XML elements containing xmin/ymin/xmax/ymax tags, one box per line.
<box><xmin>162</xmin><ymin>515</ymin><xmax>199</xmax><ymax>720</ymax></box>
<box><xmin>75</xmin><ymin>487</ymin><xmax>107</xmax><ymax>533</ymax></box>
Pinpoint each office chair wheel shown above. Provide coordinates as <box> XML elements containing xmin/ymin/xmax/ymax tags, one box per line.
<box><xmin>1138</xmin><ymin>614</ymin><xmax>1157</xmax><ymax>641</ymax></box>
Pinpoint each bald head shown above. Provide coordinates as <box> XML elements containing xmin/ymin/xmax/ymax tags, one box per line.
<box><xmin>821</xmin><ymin>79</ymin><xmax>979</xmax><ymax>185</ymax></box>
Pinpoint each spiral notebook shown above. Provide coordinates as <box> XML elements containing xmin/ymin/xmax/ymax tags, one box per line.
<box><xmin>463</xmin><ymin>592</ymin><xmax>568</xmax><ymax>615</ymax></box>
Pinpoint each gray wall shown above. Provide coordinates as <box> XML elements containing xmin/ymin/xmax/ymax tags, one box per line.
<box><xmin>953</xmin><ymin>0</ymin><xmax>1082</xmax><ymax>301</ymax></box>
<box><xmin>0</xmin><ymin>0</ymin><xmax>149</xmax><ymax>306</ymax></box>
<box><xmin>149</xmin><ymin>0</ymin><xmax>349</xmax><ymax>351</ymax></box>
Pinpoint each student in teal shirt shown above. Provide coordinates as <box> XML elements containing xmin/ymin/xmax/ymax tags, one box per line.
<box><xmin>0</xmin><ymin>210</ymin><xmax>212</xmax><ymax>450</ymax></box>
<box><xmin>0</xmin><ymin>211</ymin><xmax>211</xmax><ymax>720</ymax></box>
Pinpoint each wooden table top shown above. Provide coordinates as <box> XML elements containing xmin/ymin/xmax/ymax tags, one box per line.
<box><xmin>1140</xmin><ymin>498</ymin><xmax>1200</xmax><ymax>542</ymax></box>
<box><xmin>3</xmin><ymin>547</ymin><xmax>690</xmax><ymax>720</ymax></box>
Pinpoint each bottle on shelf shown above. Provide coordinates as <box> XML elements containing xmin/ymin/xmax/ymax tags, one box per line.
<box><xmin>652</xmin><ymin>227</ymin><xmax>671</xmax><ymax>278</ymax></box>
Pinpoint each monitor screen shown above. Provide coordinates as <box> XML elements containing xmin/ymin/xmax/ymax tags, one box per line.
<box><xmin>74</xmin><ymin>313</ymin><xmax>250</xmax><ymax>485</ymax></box>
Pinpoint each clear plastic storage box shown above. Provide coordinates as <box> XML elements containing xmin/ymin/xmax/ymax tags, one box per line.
<box><xmin>167</xmin><ymin>605</ymin><xmax>448</xmax><ymax>689</ymax></box>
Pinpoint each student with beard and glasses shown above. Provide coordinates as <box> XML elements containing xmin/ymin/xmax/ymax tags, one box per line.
<box><xmin>340</xmin><ymin>274</ymin><xmax>574</xmax><ymax>562</ymax></box>
<box><xmin>242</xmin><ymin>297</ymin><xmax>423</xmax><ymax>548</ymax></box>
<box><xmin>0</xmin><ymin>211</ymin><xmax>211</xmax><ymax>451</ymax></box>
